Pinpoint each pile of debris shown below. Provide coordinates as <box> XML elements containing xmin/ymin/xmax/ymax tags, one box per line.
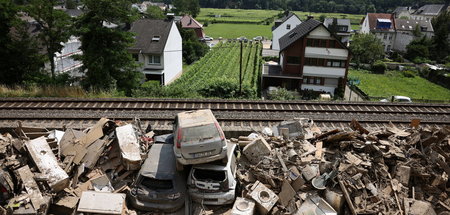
<box><xmin>231</xmin><ymin>119</ymin><xmax>450</xmax><ymax>215</ymax></box>
<box><xmin>0</xmin><ymin>118</ymin><xmax>153</xmax><ymax>214</ymax></box>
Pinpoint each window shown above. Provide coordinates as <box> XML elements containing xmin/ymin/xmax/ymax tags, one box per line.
<box><xmin>307</xmin><ymin>39</ymin><xmax>313</xmax><ymax>46</ymax></box>
<box><xmin>132</xmin><ymin>53</ymin><xmax>139</xmax><ymax>61</ymax></box>
<box><xmin>332</xmin><ymin>61</ymin><xmax>341</xmax><ymax>67</ymax></box>
<box><xmin>286</xmin><ymin>24</ymin><xmax>291</xmax><ymax>30</ymax></box>
<box><xmin>338</xmin><ymin>26</ymin><xmax>348</xmax><ymax>32</ymax></box>
<box><xmin>287</xmin><ymin>56</ymin><xmax>301</xmax><ymax>64</ymax></box>
<box><xmin>148</xmin><ymin>55</ymin><xmax>161</xmax><ymax>65</ymax></box>
<box><xmin>388</xmin><ymin>35</ymin><xmax>393</xmax><ymax>40</ymax></box>
<box><xmin>387</xmin><ymin>45</ymin><xmax>391</xmax><ymax>51</ymax></box>
<box><xmin>313</xmin><ymin>39</ymin><xmax>320</xmax><ymax>47</ymax></box>
<box><xmin>152</xmin><ymin>36</ymin><xmax>160</xmax><ymax>42</ymax></box>
<box><xmin>383</xmin><ymin>34</ymin><xmax>387</xmax><ymax>39</ymax></box>
<box><xmin>303</xmin><ymin>76</ymin><xmax>324</xmax><ymax>85</ymax></box>
<box><xmin>329</xmin><ymin>40</ymin><xmax>337</xmax><ymax>48</ymax></box>
<box><xmin>315</xmin><ymin>77</ymin><xmax>321</xmax><ymax>84</ymax></box>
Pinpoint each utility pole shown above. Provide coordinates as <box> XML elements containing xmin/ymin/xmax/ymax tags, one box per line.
<box><xmin>239</xmin><ymin>40</ymin><xmax>243</xmax><ymax>95</ymax></box>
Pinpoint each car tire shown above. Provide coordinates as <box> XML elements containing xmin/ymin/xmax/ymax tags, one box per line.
<box><xmin>176</xmin><ymin>160</ymin><xmax>184</xmax><ymax>171</ymax></box>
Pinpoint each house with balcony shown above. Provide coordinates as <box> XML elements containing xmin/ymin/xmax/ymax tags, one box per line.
<box><xmin>323</xmin><ymin>18</ymin><xmax>352</xmax><ymax>46</ymax></box>
<box><xmin>360</xmin><ymin>13</ymin><xmax>396</xmax><ymax>52</ymax></box>
<box><xmin>129</xmin><ymin>19</ymin><xmax>182</xmax><ymax>85</ymax></box>
<box><xmin>271</xmin><ymin>12</ymin><xmax>302</xmax><ymax>51</ymax></box>
<box><xmin>262</xmin><ymin>19</ymin><xmax>350</xmax><ymax>96</ymax></box>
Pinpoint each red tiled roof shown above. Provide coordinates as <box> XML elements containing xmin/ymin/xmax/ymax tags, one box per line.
<box><xmin>180</xmin><ymin>15</ymin><xmax>203</xmax><ymax>29</ymax></box>
<box><xmin>365</xmin><ymin>13</ymin><xmax>395</xmax><ymax>31</ymax></box>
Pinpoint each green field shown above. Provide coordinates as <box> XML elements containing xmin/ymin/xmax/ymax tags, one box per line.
<box><xmin>197</xmin><ymin>8</ymin><xmax>280</xmax><ymax>24</ymax></box>
<box><xmin>167</xmin><ymin>41</ymin><xmax>262</xmax><ymax>98</ymax></box>
<box><xmin>204</xmin><ymin>23</ymin><xmax>272</xmax><ymax>39</ymax></box>
<box><xmin>199</xmin><ymin>8</ymin><xmax>365</xmax><ymax>39</ymax></box>
<box><xmin>349</xmin><ymin>70</ymin><xmax>450</xmax><ymax>101</ymax></box>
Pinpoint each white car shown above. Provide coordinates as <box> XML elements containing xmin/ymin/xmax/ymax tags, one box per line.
<box><xmin>187</xmin><ymin>143</ymin><xmax>237</xmax><ymax>205</ymax></box>
<box><xmin>380</xmin><ymin>96</ymin><xmax>412</xmax><ymax>103</ymax></box>
<box><xmin>173</xmin><ymin>109</ymin><xmax>227</xmax><ymax>170</ymax></box>
<box><xmin>201</xmin><ymin>36</ymin><xmax>213</xmax><ymax>41</ymax></box>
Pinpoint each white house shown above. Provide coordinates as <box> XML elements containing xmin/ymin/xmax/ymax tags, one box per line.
<box><xmin>410</xmin><ymin>4</ymin><xmax>445</xmax><ymax>21</ymax></box>
<box><xmin>129</xmin><ymin>19</ymin><xmax>182</xmax><ymax>85</ymax></box>
<box><xmin>271</xmin><ymin>13</ymin><xmax>302</xmax><ymax>51</ymax></box>
<box><xmin>361</xmin><ymin>13</ymin><xmax>396</xmax><ymax>52</ymax></box>
<box><xmin>393</xmin><ymin>19</ymin><xmax>434</xmax><ymax>52</ymax></box>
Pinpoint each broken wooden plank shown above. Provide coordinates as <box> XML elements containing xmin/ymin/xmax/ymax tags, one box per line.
<box><xmin>25</xmin><ymin>137</ymin><xmax>69</xmax><ymax>192</ymax></box>
<box><xmin>77</xmin><ymin>191</ymin><xmax>125</xmax><ymax>214</ymax></box>
<box><xmin>79</xmin><ymin>118</ymin><xmax>109</xmax><ymax>147</ymax></box>
<box><xmin>116</xmin><ymin>124</ymin><xmax>141</xmax><ymax>170</ymax></box>
<box><xmin>16</xmin><ymin>165</ymin><xmax>46</xmax><ymax>211</ymax></box>
<box><xmin>338</xmin><ymin>176</ymin><xmax>357</xmax><ymax>215</ymax></box>
<box><xmin>315</xmin><ymin>141</ymin><xmax>323</xmax><ymax>160</ymax></box>
<box><xmin>275</xmin><ymin>149</ymin><xmax>288</xmax><ymax>172</ymax></box>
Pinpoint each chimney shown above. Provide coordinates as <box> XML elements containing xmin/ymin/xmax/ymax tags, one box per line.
<box><xmin>307</xmin><ymin>15</ymin><xmax>314</xmax><ymax>20</ymax></box>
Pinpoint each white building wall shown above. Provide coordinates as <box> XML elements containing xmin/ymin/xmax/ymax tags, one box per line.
<box><xmin>307</xmin><ymin>26</ymin><xmax>333</xmax><ymax>39</ymax></box>
<box><xmin>162</xmin><ymin>22</ymin><xmax>182</xmax><ymax>85</ymax></box>
<box><xmin>374</xmin><ymin>32</ymin><xmax>395</xmax><ymax>52</ymax></box>
<box><xmin>272</xmin><ymin>16</ymin><xmax>302</xmax><ymax>50</ymax></box>
<box><xmin>360</xmin><ymin>15</ymin><xmax>370</xmax><ymax>34</ymax></box>
<box><xmin>303</xmin><ymin>66</ymin><xmax>346</xmax><ymax>78</ymax></box>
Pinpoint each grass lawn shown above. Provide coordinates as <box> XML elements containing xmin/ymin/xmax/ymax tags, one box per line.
<box><xmin>348</xmin><ymin>69</ymin><xmax>450</xmax><ymax>101</ymax></box>
<box><xmin>197</xmin><ymin>8</ymin><xmax>280</xmax><ymax>23</ymax></box>
<box><xmin>204</xmin><ymin>23</ymin><xmax>272</xmax><ymax>39</ymax></box>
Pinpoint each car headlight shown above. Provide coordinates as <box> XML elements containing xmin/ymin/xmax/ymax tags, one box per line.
<box><xmin>167</xmin><ymin>192</ymin><xmax>181</xmax><ymax>200</ymax></box>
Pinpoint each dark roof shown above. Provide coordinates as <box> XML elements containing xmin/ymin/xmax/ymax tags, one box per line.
<box><xmin>272</xmin><ymin>12</ymin><xmax>301</xmax><ymax>31</ymax></box>
<box><xmin>413</xmin><ymin>4</ymin><xmax>445</xmax><ymax>15</ymax></box>
<box><xmin>129</xmin><ymin>19</ymin><xmax>173</xmax><ymax>54</ymax></box>
<box><xmin>393</xmin><ymin>6</ymin><xmax>409</xmax><ymax>14</ymax></box>
<box><xmin>395</xmin><ymin>19</ymin><xmax>433</xmax><ymax>32</ymax></box>
<box><xmin>139</xmin><ymin>143</ymin><xmax>175</xmax><ymax>180</ymax></box>
<box><xmin>65</xmin><ymin>9</ymin><xmax>83</xmax><ymax>17</ymax></box>
<box><xmin>278</xmin><ymin>19</ymin><xmax>321</xmax><ymax>51</ymax></box>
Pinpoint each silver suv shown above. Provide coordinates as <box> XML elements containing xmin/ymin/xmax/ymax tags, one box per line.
<box><xmin>173</xmin><ymin>109</ymin><xmax>227</xmax><ymax>169</ymax></box>
<box><xmin>127</xmin><ymin>143</ymin><xmax>185</xmax><ymax>212</ymax></box>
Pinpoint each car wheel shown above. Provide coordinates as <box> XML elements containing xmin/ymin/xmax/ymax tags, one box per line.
<box><xmin>176</xmin><ymin>160</ymin><xmax>184</xmax><ymax>171</ymax></box>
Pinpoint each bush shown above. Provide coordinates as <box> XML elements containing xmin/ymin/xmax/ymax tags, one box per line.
<box><xmin>198</xmin><ymin>79</ymin><xmax>256</xmax><ymax>99</ymax></box>
<box><xmin>267</xmin><ymin>88</ymin><xmax>295</xmax><ymax>100</ymax></box>
<box><xmin>131</xmin><ymin>81</ymin><xmax>164</xmax><ymax>98</ymax></box>
<box><xmin>371</xmin><ymin>60</ymin><xmax>387</xmax><ymax>74</ymax></box>
<box><xmin>401</xmin><ymin>70</ymin><xmax>416</xmax><ymax>78</ymax></box>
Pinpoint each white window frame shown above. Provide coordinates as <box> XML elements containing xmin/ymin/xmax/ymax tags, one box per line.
<box><xmin>148</xmin><ymin>55</ymin><xmax>161</xmax><ymax>65</ymax></box>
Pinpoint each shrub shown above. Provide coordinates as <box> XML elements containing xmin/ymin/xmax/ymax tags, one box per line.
<box><xmin>198</xmin><ymin>79</ymin><xmax>256</xmax><ymax>99</ymax></box>
<box><xmin>371</xmin><ymin>60</ymin><xmax>387</xmax><ymax>74</ymax></box>
<box><xmin>267</xmin><ymin>88</ymin><xmax>295</xmax><ymax>100</ymax></box>
<box><xmin>401</xmin><ymin>70</ymin><xmax>416</xmax><ymax>78</ymax></box>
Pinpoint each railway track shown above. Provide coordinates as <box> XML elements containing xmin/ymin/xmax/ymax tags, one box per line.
<box><xmin>0</xmin><ymin>98</ymin><xmax>448</xmax><ymax>133</ymax></box>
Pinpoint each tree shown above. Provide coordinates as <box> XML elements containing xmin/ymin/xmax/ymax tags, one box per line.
<box><xmin>146</xmin><ymin>5</ymin><xmax>165</xmax><ymax>19</ymax></box>
<box><xmin>350</xmin><ymin>33</ymin><xmax>384</xmax><ymax>65</ymax></box>
<box><xmin>27</xmin><ymin>0</ymin><xmax>72</xmax><ymax>79</ymax></box>
<box><xmin>173</xmin><ymin>0</ymin><xmax>200</xmax><ymax>17</ymax></box>
<box><xmin>0</xmin><ymin>0</ymin><xmax>44</xmax><ymax>85</ymax></box>
<box><xmin>178</xmin><ymin>25</ymin><xmax>208</xmax><ymax>64</ymax></box>
<box><xmin>405</xmin><ymin>36</ymin><xmax>432</xmax><ymax>62</ymax></box>
<box><xmin>431</xmin><ymin>11</ymin><xmax>449</xmax><ymax>62</ymax></box>
<box><xmin>74</xmin><ymin>0</ymin><xmax>142</xmax><ymax>95</ymax></box>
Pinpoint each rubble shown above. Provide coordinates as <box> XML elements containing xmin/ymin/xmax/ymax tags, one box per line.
<box><xmin>0</xmin><ymin>115</ymin><xmax>448</xmax><ymax>215</ymax></box>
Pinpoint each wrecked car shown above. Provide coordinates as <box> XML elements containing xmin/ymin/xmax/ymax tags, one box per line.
<box><xmin>173</xmin><ymin>109</ymin><xmax>228</xmax><ymax>169</ymax></box>
<box><xmin>187</xmin><ymin>143</ymin><xmax>237</xmax><ymax>205</ymax></box>
<box><xmin>127</xmin><ymin>143</ymin><xmax>186</xmax><ymax>212</ymax></box>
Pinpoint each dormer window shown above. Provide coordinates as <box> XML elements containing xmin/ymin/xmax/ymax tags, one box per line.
<box><xmin>152</xmin><ymin>36</ymin><xmax>160</xmax><ymax>42</ymax></box>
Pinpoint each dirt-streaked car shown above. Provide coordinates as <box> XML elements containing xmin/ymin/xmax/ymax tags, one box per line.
<box><xmin>173</xmin><ymin>109</ymin><xmax>228</xmax><ymax>169</ymax></box>
<box><xmin>127</xmin><ymin>143</ymin><xmax>185</xmax><ymax>212</ymax></box>
<box><xmin>187</xmin><ymin>143</ymin><xmax>237</xmax><ymax>205</ymax></box>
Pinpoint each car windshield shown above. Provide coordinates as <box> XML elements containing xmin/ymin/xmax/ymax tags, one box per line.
<box><xmin>182</xmin><ymin>124</ymin><xmax>219</xmax><ymax>142</ymax></box>
<box><xmin>141</xmin><ymin>177</ymin><xmax>173</xmax><ymax>190</ymax></box>
<box><xmin>193</xmin><ymin>168</ymin><xmax>226</xmax><ymax>182</ymax></box>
